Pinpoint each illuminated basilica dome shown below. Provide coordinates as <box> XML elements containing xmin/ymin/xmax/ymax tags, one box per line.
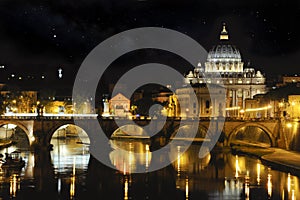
<box><xmin>180</xmin><ymin>23</ymin><xmax>267</xmax><ymax>118</ymax></box>
<box><xmin>207</xmin><ymin>44</ymin><xmax>242</xmax><ymax>62</ymax></box>
<box><xmin>204</xmin><ymin>24</ymin><xmax>244</xmax><ymax>73</ymax></box>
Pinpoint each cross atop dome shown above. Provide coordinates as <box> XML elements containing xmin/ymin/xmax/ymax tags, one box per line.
<box><xmin>220</xmin><ymin>23</ymin><xmax>229</xmax><ymax>40</ymax></box>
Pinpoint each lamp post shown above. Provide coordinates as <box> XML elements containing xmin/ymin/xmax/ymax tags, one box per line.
<box><xmin>240</xmin><ymin>109</ymin><xmax>245</xmax><ymax>120</ymax></box>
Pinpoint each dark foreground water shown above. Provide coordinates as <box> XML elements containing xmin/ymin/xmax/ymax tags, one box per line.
<box><xmin>0</xmin><ymin>138</ymin><xmax>299</xmax><ymax>200</ymax></box>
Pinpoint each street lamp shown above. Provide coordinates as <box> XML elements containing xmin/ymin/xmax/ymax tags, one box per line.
<box><xmin>240</xmin><ymin>109</ymin><xmax>245</xmax><ymax>120</ymax></box>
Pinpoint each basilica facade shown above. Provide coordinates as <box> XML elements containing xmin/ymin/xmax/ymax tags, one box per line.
<box><xmin>175</xmin><ymin>23</ymin><xmax>267</xmax><ymax>118</ymax></box>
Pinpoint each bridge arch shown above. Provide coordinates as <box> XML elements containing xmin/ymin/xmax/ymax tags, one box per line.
<box><xmin>170</xmin><ymin>123</ymin><xmax>210</xmax><ymax>139</ymax></box>
<box><xmin>228</xmin><ymin>122</ymin><xmax>275</xmax><ymax>147</ymax></box>
<box><xmin>111</xmin><ymin>124</ymin><xmax>149</xmax><ymax>139</ymax></box>
<box><xmin>46</xmin><ymin>122</ymin><xmax>90</xmax><ymax>145</ymax></box>
<box><xmin>0</xmin><ymin>120</ymin><xmax>31</xmax><ymax>145</ymax></box>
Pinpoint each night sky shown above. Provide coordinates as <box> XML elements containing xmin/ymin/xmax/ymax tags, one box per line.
<box><xmin>0</xmin><ymin>0</ymin><xmax>299</xmax><ymax>89</ymax></box>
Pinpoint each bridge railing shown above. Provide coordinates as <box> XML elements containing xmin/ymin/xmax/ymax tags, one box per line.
<box><xmin>0</xmin><ymin>113</ymin><xmax>280</xmax><ymax>122</ymax></box>
<box><xmin>0</xmin><ymin>113</ymin><xmax>98</xmax><ymax>120</ymax></box>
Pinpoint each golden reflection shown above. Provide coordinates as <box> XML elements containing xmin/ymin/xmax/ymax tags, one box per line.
<box><xmin>257</xmin><ymin>163</ymin><xmax>261</xmax><ymax>185</ymax></box>
<box><xmin>70</xmin><ymin>175</ymin><xmax>75</xmax><ymax>198</ymax></box>
<box><xmin>177</xmin><ymin>146</ymin><xmax>181</xmax><ymax>175</ymax></box>
<box><xmin>124</xmin><ymin>176</ymin><xmax>129</xmax><ymax>200</ymax></box>
<box><xmin>288</xmin><ymin>173</ymin><xmax>291</xmax><ymax>193</ymax></box>
<box><xmin>286</xmin><ymin>173</ymin><xmax>298</xmax><ymax>200</ymax></box>
<box><xmin>70</xmin><ymin>157</ymin><xmax>76</xmax><ymax>199</ymax></box>
<box><xmin>292</xmin><ymin>189</ymin><xmax>295</xmax><ymax>200</ymax></box>
<box><xmin>267</xmin><ymin>169</ymin><xmax>272</xmax><ymax>198</ymax></box>
<box><xmin>145</xmin><ymin>144</ymin><xmax>150</xmax><ymax>171</ymax></box>
<box><xmin>245</xmin><ymin>171</ymin><xmax>250</xmax><ymax>200</ymax></box>
<box><xmin>235</xmin><ymin>155</ymin><xmax>240</xmax><ymax>178</ymax></box>
<box><xmin>24</xmin><ymin>152</ymin><xmax>35</xmax><ymax>178</ymax></box>
<box><xmin>109</xmin><ymin>140</ymin><xmax>152</xmax><ymax>174</ymax></box>
<box><xmin>171</xmin><ymin>145</ymin><xmax>210</xmax><ymax>176</ymax></box>
<box><xmin>185</xmin><ymin>177</ymin><xmax>189</xmax><ymax>199</ymax></box>
<box><xmin>9</xmin><ymin>174</ymin><xmax>19</xmax><ymax>198</ymax></box>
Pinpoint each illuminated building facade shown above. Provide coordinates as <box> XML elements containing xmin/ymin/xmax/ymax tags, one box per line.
<box><xmin>287</xmin><ymin>95</ymin><xmax>300</xmax><ymax>119</ymax></box>
<box><xmin>109</xmin><ymin>93</ymin><xmax>131</xmax><ymax>117</ymax></box>
<box><xmin>175</xmin><ymin>84</ymin><xmax>226</xmax><ymax>118</ymax></box>
<box><xmin>180</xmin><ymin>23</ymin><xmax>267</xmax><ymax>117</ymax></box>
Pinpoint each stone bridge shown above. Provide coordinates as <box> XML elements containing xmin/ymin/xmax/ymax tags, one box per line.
<box><xmin>0</xmin><ymin>116</ymin><xmax>288</xmax><ymax>150</ymax></box>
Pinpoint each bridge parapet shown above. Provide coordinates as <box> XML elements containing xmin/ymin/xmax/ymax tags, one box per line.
<box><xmin>0</xmin><ymin>116</ymin><xmax>282</xmax><ymax>150</ymax></box>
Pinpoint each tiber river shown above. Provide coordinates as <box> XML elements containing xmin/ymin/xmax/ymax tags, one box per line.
<box><xmin>0</xmin><ymin>127</ymin><xmax>299</xmax><ymax>200</ymax></box>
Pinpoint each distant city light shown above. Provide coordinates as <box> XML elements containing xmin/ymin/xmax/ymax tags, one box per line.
<box><xmin>0</xmin><ymin>65</ymin><xmax>4</xmax><ymax>69</ymax></box>
<box><xmin>225</xmin><ymin>106</ymin><xmax>240</xmax><ymax>111</ymax></box>
<box><xmin>58</xmin><ymin>68</ymin><xmax>63</xmax><ymax>78</ymax></box>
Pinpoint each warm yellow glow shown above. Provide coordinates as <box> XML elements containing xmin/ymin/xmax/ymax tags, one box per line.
<box><xmin>2</xmin><ymin>113</ymin><xmax>98</xmax><ymax>117</ymax></box>
<box><xmin>145</xmin><ymin>144</ymin><xmax>150</xmax><ymax>151</ymax></box>
<box><xmin>145</xmin><ymin>144</ymin><xmax>150</xmax><ymax>169</ymax></box>
<box><xmin>128</xmin><ymin>151</ymin><xmax>133</xmax><ymax>173</ymax></box>
<box><xmin>235</xmin><ymin>155</ymin><xmax>240</xmax><ymax>178</ymax></box>
<box><xmin>245</xmin><ymin>105</ymin><xmax>272</xmax><ymax>112</ymax></box>
<box><xmin>288</xmin><ymin>173</ymin><xmax>291</xmax><ymax>192</ymax></box>
<box><xmin>257</xmin><ymin>163</ymin><xmax>261</xmax><ymax>185</ymax></box>
<box><xmin>225</xmin><ymin>106</ymin><xmax>240</xmax><ymax>111</ymax></box>
<box><xmin>185</xmin><ymin>177</ymin><xmax>189</xmax><ymax>199</ymax></box>
<box><xmin>30</xmin><ymin>136</ymin><xmax>35</xmax><ymax>142</ymax></box>
<box><xmin>73</xmin><ymin>157</ymin><xmax>76</xmax><ymax>175</ymax></box>
<box><xmin>124</xmin><ymin>177</ymin><xmax>129</xmax><ymax>200</ymax></box>
<box><xmin>220</xmin><ymin>34</ymin><xmax>229</xmax><ymax>40</ymax></box>
<box><xmin>70</xmin><ymin>157</ymin><xmax>76</xmax><ymax>198</ymax></box>
<box><xmin>245</xmin><ymin>183</ymin><xmax>250</xmax><ymax>200</ymax></box>
<box><xmin>10</xmin><ymin>174</ymin><xmax>18</xmax><ymax>197</ymax></box>
<box><xmin>245</xmin><ymin>170</ymin><xmax>250</xmax><ymax>200</ymax></box>
<box><xmin>177</xmin><ymin>146</ymin><xmax>181</xmax><ymax>175</ymax></box>
<box><xmin>70</xmin><ymin>175</ymin><xmax>76</xmax><ymax>198</ymax></box>
<box><xmin>292</xmin><ymin>190</ymin><xmax>295</xmax><ymax>200</ymax></box>
<box><xmin>279</xmin><ymin>102</ymin><xmax>284</xmax><ymax>107</ymax></box>
<box><xmin>287</xmin><ymin>123</ymin><xmax>293</xmax><ymax>128</ymax></box>
<box><xmin>267</xmin><ymin>171</ymin><xmax>272</xmax><ymax>197</ymax></box>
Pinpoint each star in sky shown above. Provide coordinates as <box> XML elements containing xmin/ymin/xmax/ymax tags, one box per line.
<box><xmin>0</xmin><ymin>0</ymin><xmax>299</xmax><ymax>87</ymax></box>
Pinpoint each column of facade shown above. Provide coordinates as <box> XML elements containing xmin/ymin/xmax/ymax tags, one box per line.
<box><xmin>213</xmin><ymin>98</ymin><xmax>217</xmax><ymax>117</ymax></box>
<box><xmin>236</xmin><ymin>90</ymin><xmax>239</xmax><ymax>107</ymax></box>
<box><xmin>242</xmin><ymin>90</ymin><xmax>246</xmax><ymax>109</ymax></box>
<box><xmin>232</xmin><ymin>90</ymin><xmax>236</xmax><ymax>107</ymax></box>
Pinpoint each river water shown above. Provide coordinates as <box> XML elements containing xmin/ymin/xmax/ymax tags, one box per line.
<box><xmin>0</xmin><ymin>137</ymin><xmax>299</xmax><ymax>200</ymax></box>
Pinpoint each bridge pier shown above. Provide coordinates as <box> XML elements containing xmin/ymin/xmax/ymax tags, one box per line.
<box><xmin>31</xmin><ymin>119</ymin><xmax>53</xmax><ymax>151</ymax></box>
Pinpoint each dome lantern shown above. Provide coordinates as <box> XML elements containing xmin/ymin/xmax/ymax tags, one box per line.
<box><xmin>220</xmin><ymin>23</ymin><xmax>229</xmax><ymax>41</ymax></box>
<box><xmin>205</xmin><ymin>23</ymin><xmax>244</xmax><ymax>73</ymax></box>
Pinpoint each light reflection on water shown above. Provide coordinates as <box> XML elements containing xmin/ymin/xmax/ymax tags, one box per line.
<box><xmin>50</xmin><ymin>137</ymin><xmax>90</xmax><ymax>174</ymax></box>
<box><xmin>108</xmin><ymin>140</ymin><xmax>300</xmax><ymax>200</ymax></box>
<box><xmin>0</xmin><ymin>139</ymin><xmax>300</xmax><ymax>199</ymax></box>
